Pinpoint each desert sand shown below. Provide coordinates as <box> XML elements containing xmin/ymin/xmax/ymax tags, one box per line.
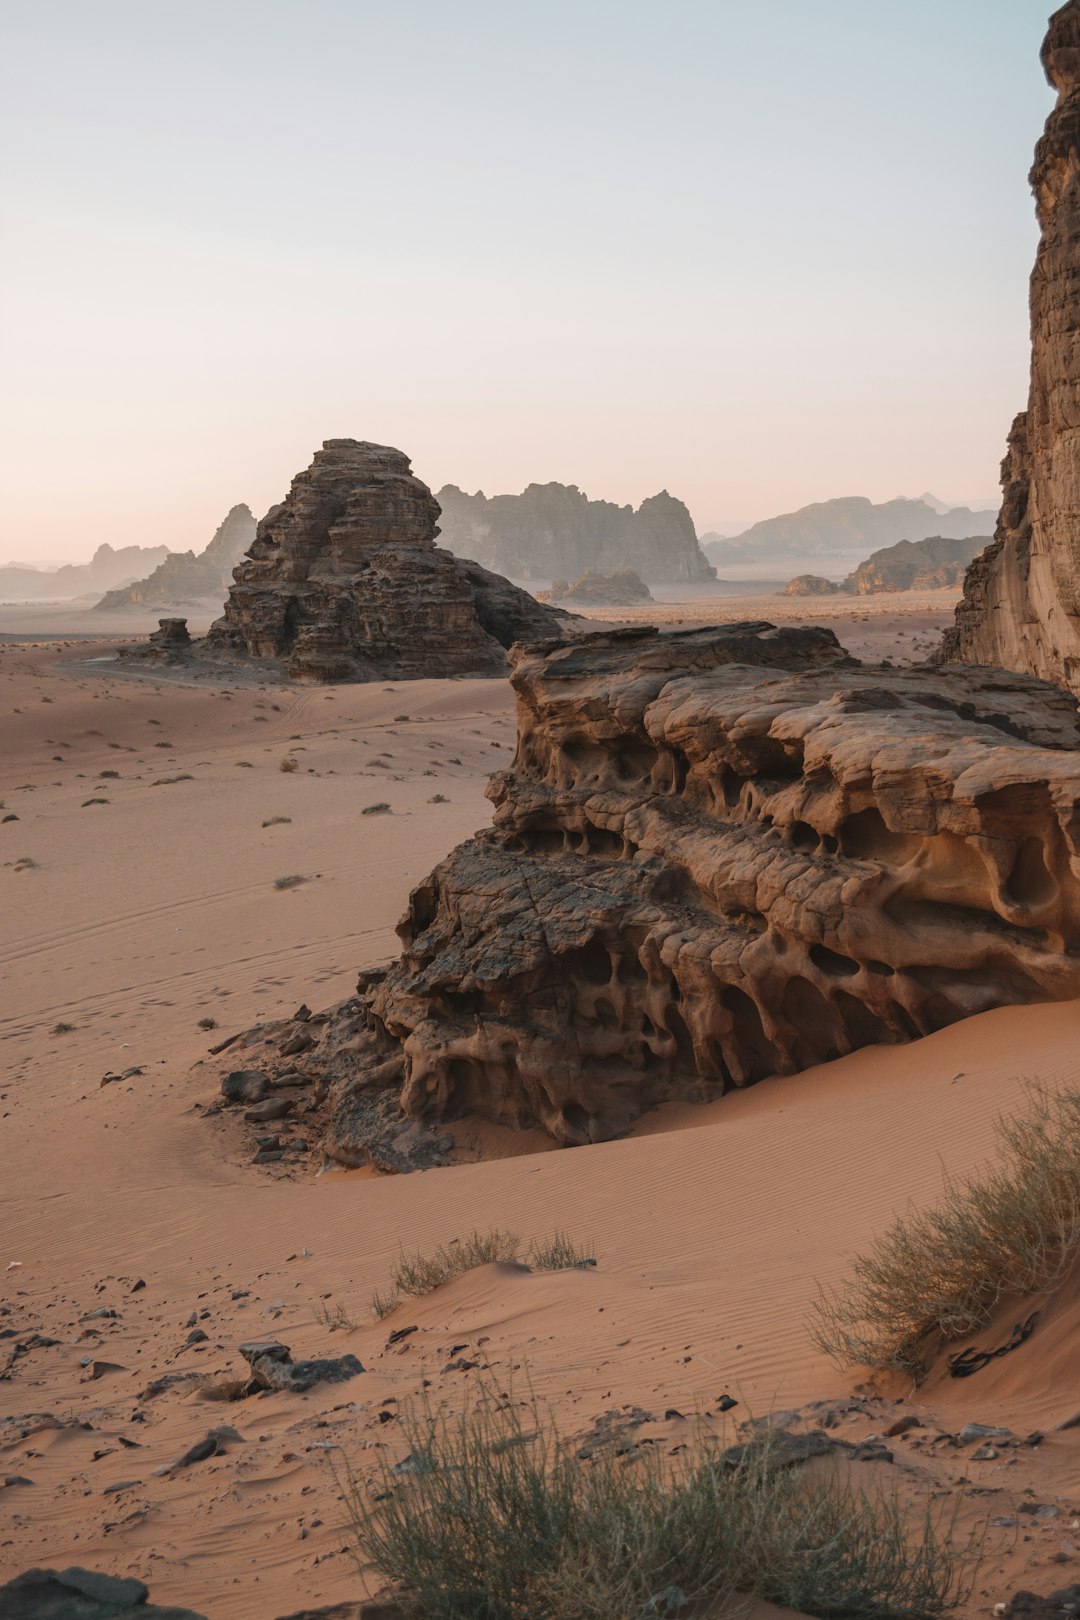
<box><xmin>4</xmin><ymin>625</ymin><xmax>1080</xmax><ymax>1618</ymax></box>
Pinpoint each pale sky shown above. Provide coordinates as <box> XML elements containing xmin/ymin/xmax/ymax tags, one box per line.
<box><xmin>2</xmin><ymin>0</ymin><xmax>1055</xmax><ymax>563</ymax></box>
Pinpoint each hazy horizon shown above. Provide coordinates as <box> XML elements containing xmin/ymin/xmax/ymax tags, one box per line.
<box><xmin>3</xmin><ymin>0</ymin><xmax>1054</xmax><ymax>564</ymax></box>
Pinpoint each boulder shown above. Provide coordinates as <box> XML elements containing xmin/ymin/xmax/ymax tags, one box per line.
<box><xmin>546</xmin><ymin>570</ymin><xmax>654</xmax><ymax>606</ymax></box>
<box><xmin>0</xmin><ymin>1566</ymin><xmax>206</xmax><ymax>1619</ymax></box>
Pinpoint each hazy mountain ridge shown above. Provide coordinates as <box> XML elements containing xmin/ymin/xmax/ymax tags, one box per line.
<box><xmin>702</xmin><ymin>495</ymin><xmax>997</xmax><ymax>567</ymax></box>
<box><xmin>0</xmin><ymin>543</ymin><xmax>170</xmax><ymax>601</ymax></box>
<box><xmin>436</xmin><ymin>481</ymin><xmax>715</xmax><ymax>583</ymax></box>
<box><xmin>94</xmin><ymin>504</ymin><xmax>256</xmax><ymax>610</ymax></box>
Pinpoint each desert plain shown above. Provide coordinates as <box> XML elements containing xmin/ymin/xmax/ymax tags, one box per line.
<box><xmin>2</xmin><ymin>593</ymin><xmax>1080</xmax><ymax>1620</ymax></box>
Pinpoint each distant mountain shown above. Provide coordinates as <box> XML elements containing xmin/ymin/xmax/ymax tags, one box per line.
<box><xmin>95</xmin><ymin>504</ymin><xmax>256</xmax><ymax>611</ymax></box>
<box><xmin>436</xmin><ymin>482</ymin><xmax>715</xmax><ymax>582</ymax></box>
<box><xmin>0</xmin><ymin>543</ymin><xmax>171</xmax><ymax>601</ymax></box>
<box><xmin>783</xmin><ymin>534</ymin><xmax>991</xmax><ymax>597</ymax></box>
<box><xmin>702</xmin><ymin>496</ymin><xmax>997</xmax><ymax>568</ymax></box>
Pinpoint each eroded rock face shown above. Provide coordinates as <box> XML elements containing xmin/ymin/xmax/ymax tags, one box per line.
<box><xmin>274</xmin><ymin>624</ymin><xmax>1080</xmax><ymax>1158</ymax></box>
<box><xmin>202</xmin><ymin>441</ymin><xmax>566</xmax><ymax>682</ymax></box>
<box><xmin>944</xmin><ymin>3</ymin><xmax>1080</xmax><ymax>689</ymax></box>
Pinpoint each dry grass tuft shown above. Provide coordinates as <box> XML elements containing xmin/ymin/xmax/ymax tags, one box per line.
<box><xmin>261</xmin><ymin>816</ymin><xmax>292</xmax><ymax>828</ymax></box>
<box><xmin>273</xmin><ymin>874</ymin><xmax>306</xmax><ymax>890</ymax></box>
<box><xmin>341</xmin><ymin>1389</ymin><xmax>984</xmax><ymax>1619</ymax></box>
<box><xmin>372</xmin><ymin>1229</ymin><xmax>594</xmax><ymax>1319</ymax></box>
<box><xmin>279</xmin><ymin>757</ymin><xmax>299</xmax><ymax>773</ymax></box>
<box><xmin>813</xmin><ymin>1083</ymin><xmax>1080</xmax><ymax>1377</ymax></box>
<box><xmin>313</xmin><ymin>1299</ymin><xmax>357</xmax><ymax>1333</ymax></box>
<box><xmin>361</xmin><ymin>801</ymin><xmax>392</xmax><ymax>816</ymax></box>
<box><xmin>51</xmin><ymin>1022</ymin><xmax>75</xmax><ymax>1035</ymax></box>
<box><xmin>197</xmin><ymin>1016</ymin><xmax>218</xmax><ymax>1031</ymax></box>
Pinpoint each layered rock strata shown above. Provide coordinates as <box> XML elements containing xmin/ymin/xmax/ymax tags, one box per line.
<box><xmin>237</xmin><ymin>623</ymin><xmax>1080</xmax><ymax>1161</ymax></box>
<box><xmin>158</xmin><ymin>440</ymin><xmax>568</xmax><ymax>682</ymax></box>
<box><xmin>96</xmin><ymin>504</ymin><xmax>256</xmax><ymax>610</ymax></box>
<box><xmin>546</xmin><ymin>569</ymin><xmax>654</xmax><ymax>606</ymax></box>
<box><xmin>944</xmin><ymin>3</ymin><xmax>1080</xmax><ymax>689</ymax></box>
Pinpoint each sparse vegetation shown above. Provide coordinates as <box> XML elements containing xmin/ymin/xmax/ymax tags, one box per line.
<box><xmin>13</xmin><ymin>856</ymin><xmax>37</xmax><ymax>871</ymax></box>
<box><xmin>98</xmin><ymin>769</ymin><xmax>120</xmax><ymax>779</ymax></box>
<box><xmin>197</xmin><ymin>1016</ymin><xmax>218</xmax><ymax>1031</ymax></box>
<box><xmin>81</xmin><ymin>797</ymin><xmax>110</xmax><ymax>806</ymax></box>
<box><xmin>151</xmin><ymin>774</ymin><xmax>194</xmax><ymax>786</ymax></box>
<box><xmin>274</xmin><ymin>873</ymin><xmax>306</xmax><ymax>890</ymax></box>
<box><xmin>279</xmin><ymin>757</ymin><xmax>299</xmax><ymax>773</ymax></box>
<box><xmin>342</xmin><ymin>1390</ymin><xmax>983</xmax><ymax>1620</ymax></box>
<box><xmin>262</xmin><ymin>816</ymin><xmax>292</xmax><ymax>828</ymax></box>
<box><xmin>361</xmin><ymin>801</ymin><xmax>392</xmax><ymax>815</ymax></box>
<box><xmin>235</xmin><ymin>760</ymin><xmax>254</xmax><ymax>767</ymax></box>
<box><xmin>51</xmin><ymin>1022</ymin><xmax>75</xmax><ymax>1035</ymax></box>
<box><xmin>372</xmin><ymin>1229</ymin><xmax>594</xmax><ymax>1319</ymax></box>
<box><xmin>428</xmin><ymin>793</ymin><xmax>449</xmax><ymax>804</ymax></box>
<box><xmin>153</xmin><ymin>741</ymin><xmax>174</xmax><ymax>748</ymax></box>
<box><xmin>313</xmin><ymin>1298</ymin><xmax>357</xmax><ymax>1332</ymax></box>
<box><xmin>813</xmin><ymin>1083</ymin><xmax>1080</xmax><ymax>1377</ymax></box>
<box><xmin>393</xmin><ymin>713</ymin><xmax>410</xmax><ymax>722</ymax></box>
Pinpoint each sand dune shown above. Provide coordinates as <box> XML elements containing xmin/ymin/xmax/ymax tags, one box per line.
<box><xmin>3</xmin><ymin>640</ymin><xmax>1080</xmax><ymax>1617</ymax></box>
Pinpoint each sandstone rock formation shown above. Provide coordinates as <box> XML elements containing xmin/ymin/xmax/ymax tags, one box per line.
<box><xmin>95</xmin><ymin>504</ymin><xmax>256</xmax><ymax>611</ymax></box>
<box><xmin>154</xmin><ymin>440</ymin><xmax>571</xmax><ymax>683</ymax></box>
<box><xmin>435</xmin><ymin>482</ymin><xmax>715</xmax><ymax>583</ymax></box>
<box><xmin>117</xmin><ymin>618</ymin><xmax>193</xmax><ymax>666</ymax></box>
<box><xmin>944</xmin><ymin>3</ymin><xmax>1080</xmax><ymax>690</ymax></box>
<box><xmin>546</xmin><ymin>570</ymin><xmax>654</xmax><ymax>606</ymax></box>
<box><xmin>240</xmin><ymin>623</ymin><xmax>1080</xmax><ymax>1161</ymax></box>
<box><xmin>782</xmin><ymin>574</ymin><xmax>841</xmax><ymax>597</ymax></box>
<box><xmin>783</xmin><ymin>537</ymin><xmax>989</xmax><ymax>599</ymax></box>
<box><xmin>847</xmin><ymin>534</ymin><xmax>988</xmax><ymax>594</ymax></box>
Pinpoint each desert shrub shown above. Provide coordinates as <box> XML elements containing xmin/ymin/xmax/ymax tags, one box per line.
<box><xmin>361</xmin><ymin>801</ymin><xmax>392</xmax><ymax>815</ymax></box>
<box><xmin>372</xmin><ymin>1230</ymin><xmax>594</xmax><ymax>1318</ymax></box>
<box><xmin>313</xmin><ymin>1298</ymin><xmax>357</xmax><ymax>1332</ymax></box>
<box><xmin>81</xmin><ymin>797</ymin><xmax>110</xmax><ymax>806</ymax></box>
<box><xmin>151</xmin><ymin>774</ymin><xmax>193</xmax><ymax>786</ymax></box>
<box><xmin>261</xmin><ymin>816</ymin><xmax>292</xmax><ymax>828</ymax></box>
<box><xmin>279</xmin><ymin>757</ymin><xmax>298</xmax><ymax>773</ymax></box>
<box><xmin>98</xmin><ymin>769</ymin><xmax>120</xmax><ymax>779</ymax></box>
<box><xmin>197</xmin><ymin>1016</ymin><xmax>218</xmax><ymax>1031</ymax></box>
<box><xmin>428</xmin><ymin>793</ymin><xmax>449</xmax><ymax>804</ymax></box>
<box><xmin>813</xmin><ymin>1083</ymin><xmax>1080</xmax><ymax>1377</ymax></box>
<box><xmin>51</xmin><ymin>1022</ymin><xmax>75</xmax><ymax>1035</ymax></box>
<box><xmin>274</xmin><ymin>874</ymin><xmax>306</xmax><ymax>890</ymax></box>
<box><xmin>342</xmin><ymin>1391</ymin><xmax>982</xmax><ymax>1619</ymax></box>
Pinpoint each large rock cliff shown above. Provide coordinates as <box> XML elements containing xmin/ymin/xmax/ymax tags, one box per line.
<box><xmin>436</xmin><ymin>482</ymin><xmax>715</xmax><ymax>583</ymax></box>
<box><xmin>201</xmin><ymin>441</ymin><xmax>567</xmax><ymax>682</ymax></box>
<box><xmin>95</xmin><ymin>504</ymin><xmax>256</xmax><ymax>610</ymax></box>
<box><xmin>943</xmin><ymin>3</ymin><xmax>1080</xmax><ymax>688</ymax></box>
<box><xmin>230</xmin><ymin>624</ymin><xmax>1080</xmax><ymax>1163</ymax></box>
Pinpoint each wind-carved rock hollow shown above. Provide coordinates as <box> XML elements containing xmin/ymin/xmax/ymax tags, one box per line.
<box><xmin>944</xmin><ymin>0</ymin><xmax>1080</xmax><ymax>690</ymax></box>
<box><xmin>259</xmin><ymin>624</ymin><xmax>1080</xmax><ymax>1162</ymax></box>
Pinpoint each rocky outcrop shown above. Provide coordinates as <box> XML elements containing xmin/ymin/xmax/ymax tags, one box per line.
<box><xmin>546</xmin><ymin>570</ymin><xmax>654</xmax><ymax>606</ymax></box>
<box><xmin>147</xmin><ymin>440</ymin><xmax>572</xmax><ymax>683</ymax></box>
<box><xmin>944</xmin><ymin>4</ymin><xmax>1080</xmax><ymax>689</ymax></box>
<box><xmin>846</xmin><ymin>534</ymin><xmax>989</xmax><ymax>594</ymax></box>
<box><xmin>782</xmin><ymin>575</ymin><xmax>841</xmax><ymax>597</ymax></box>
<box><xmin>118</xmin><ymin>618</ymin><xmax>193</xmax><ymax>665</ymax></box>
<box><xmin>436</xmin><ymin>482</ymin><xmax>714</xmax><ymax>583</ymax></box>
<box><xmin>95</xmin><ymin>505</ymin><xmax>256</xmax><ymax>610</ymax></box>
<box><xmin>246</xmin><ymin>623</ymin><xmax>1080</xmax><ymax>1159</ymax></box>
<box><xmin>782</xmin><ymin>537</ymin><xmax>989</xmax><ymax>599</ymax></box>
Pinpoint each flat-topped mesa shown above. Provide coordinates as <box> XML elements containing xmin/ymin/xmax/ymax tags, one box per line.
<box><xmin>202</xmin><ymin>439</ymin><xmax>567</xmax><ymax>682</ymax></box>
<box><xmin>261</xmin><ymin>623</ymin><xmax>1080</xmax><ymax>1164</ymax></box>
<box><xmin>943</xmin><ymin>1</ymin><xmax>1080</xmax><ymax>690</ymax></box>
